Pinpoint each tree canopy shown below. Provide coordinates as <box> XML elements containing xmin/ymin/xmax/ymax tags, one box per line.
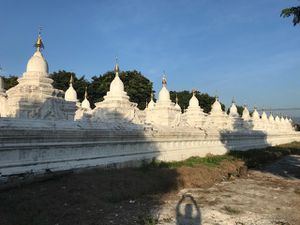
<box><xmin>89</xmin><ymin>70</ymin><xmax>153</xmax><ymax>109</ymax></box>
<box><xmin>281</xmin><ymin>5</ymin><xmax>300</xmax><ymax>26</ymax></box>
<box><xmin>50</xmin><ymin>70</ymin><xmax>153</xmax><ymax>109</ymax></box>
<box><xmin>49</xmin><ymin>70</ymin><xmax>89</xmax><ymax>102</ymax></box>
<box><xmin>169</xmin><ymin>90</ymin><xmax>225</xmax><ymax>113</ymax></box>
<box><xmin>1</xmin><ymin>70</ymin><xmax>233</xmax><ymax>114</ymax></box>
<box><xmin>2</xmin><ymin>75</ymin><xmax>18</xmax><ymax>90</ymax></box>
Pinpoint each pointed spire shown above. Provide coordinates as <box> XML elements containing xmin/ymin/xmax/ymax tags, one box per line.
<box><xmin>81</xmin><ymin>87</ymin><xmax>91</xmax><ymax>110</ymax></box>
<box><xmin>151</xmin><ymin>92</ymin><xmax>154</xmax><ymax>100</ymax></box>
<box><xmin>162</xmin><ymin>71</ymin><xmax>167</xmax><ymax>86</ymax></box>
<box><xmin>84</xmin><ymin>86</ymin><xmax>88</xmax><ymax>98</ymax></box>
<box><xmin>232</xmin><ymin>96</ymin><xmax>235</xmax><ymax>103</ymax></box>
<box><xmin>34</xmin><ymin>27</ymin><xmax>44</xmax><ymax>51</ymax></box>
<box><xmin>114</xmin><ymin>57</ymin><xmax>119</xmax><ymax>75</ymax></box>
<box><xmin>69</xmin><ymin>74</ymin><xmax>74</xmax><ymax>85</ymax></box>
<box><xmin>192</xmin><ymin>89</ymin><xmax>196</xmax><ymax>96</ymax></box>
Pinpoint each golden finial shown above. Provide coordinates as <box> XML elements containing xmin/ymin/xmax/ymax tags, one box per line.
<box><xmin>114</xmin><ymin>57</ymin><xmax>119</xmax><ymax>74</ymax></box>
<box><xmin>162</xmin><ymin>71</ymin><xmax>167</xmax><ymax>86</ymax></box>
<box><xmin>192</xmin><ymin>89</ymin><xmax>196</xmax><ymax>95</ymax></box>
<box><xmin>34</xmin><ymin>27</ymin><xmax>44</xmax><ymax>51</ymax></box>
<box><xmin>150</xmin><ymin>92</ymin><xmax>154</xmax><ymax>99</ymax></box>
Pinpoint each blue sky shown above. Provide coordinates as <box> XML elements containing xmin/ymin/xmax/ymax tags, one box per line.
<box><xmin>0</xmin><ymin>0</ymin><xmax>300</xmax><ymax>116</ymax></box>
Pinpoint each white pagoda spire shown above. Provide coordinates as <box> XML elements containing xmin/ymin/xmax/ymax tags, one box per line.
<box><xmin>65</xmin><ymin>75</ymin><xmax>78</xmax><ymax>102</ymax></box>
<box><xmin>242</xmin><ymin>105</ymin><xmax>250</xmax><ymax>120</ymax></box>
<box><xmin>175</xmin><ymin>94</ymin><xmax>181</xmax><ymax>111</ymax></box>
<box><xmin>148</xmin><ymin>92</ymin><xmax>155</xmax><ymax>109</ymax></box>
<box><xmin>26</xmin><ymin>30</ymin><xmax>48</xmax><ymax>73</ymax></box>
<box><xmin>81</xmin><ymin>86</ymin><xmax>91</xmax><ymax>110</ymax></box>
<box><xmin>229</xmin><ymin>98</ymin><xmax>239</xmax><ymax>117</ymax></box>
<box><xmin>157</xmin><ymin>73</ymin><xmax>171</xmax><ymax>105</ymax></box>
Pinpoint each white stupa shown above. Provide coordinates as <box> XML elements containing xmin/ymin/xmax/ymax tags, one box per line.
<box><xmin>184</xmin><ymin>90</ymin><xmax>206</xmax><ymax>128</ymax></box>
<box><xmin>228</xmin><ymin>99</ymin><xmax>244</xmax><ymax>130</ymax></box>
<box><xmin>145</xmin><ymin>75</ymin><xmax>181</xmax><ymax>126</ymax></box>
<box><xmin>92</xmin><ymin>61</ymin><xmax>141</xmax><ymax>123</ymax></box>
<box><xmin>207</xmin><ymin>97</ymin><xmax>229</xmax><ymax>131</ymax></box>
<box><xmin>261</xmin><ymin>111</ymin><xmax>268</xmax><ymax>121</ymax></box>
<box><xmin>156</xmin><ymin>76</ymin><xmax>172</xmax><ymax>106</ymax></box>
<box><xmin>81</xmin><ymin>87</ymin><xmax>91</xmax><ymax>110</ymax></box>
<box><xmin>269</xmin><ymin>113</ymin><xmax>275</xmax><ymax>122</ymax></box>
<box><xmin>252</xmin><ymin>108</ymin><xmax>260</xmax><ymax>120</ymax></box>
<box><xmin>229</xmin><ymin>99</ymin><xmax>239</xmax><ymax>118</ymax></box>
<box><xmin>4</xmin><ymin>32</ymin><xmax>76</xmax><ymax>120</ymax></box>
<box><xmin>65</xmin><ymin>75</ymin><xmax>78</xmax><ymax>102</ymax></box>
<box><xmin>145</xmin><ymin>92</ymin><xmax>156</xmax><ymax>124</ymax></box>
<box><xmin>251</xmin><ymin>107</ymin><xmax>262</xmax><ymax>130</ymax></box>
<box><xmin>174</xmin><ymin>95</ymin><xmax>181</xmax><ymax>111</ymax></box>
<box><xmin>242</xmin><ymin>105</ymin><xmax>250</xmax><ymax>120</ymax></box>
<box><xmin>148</xmin><ymin>93</ymin><xmax>155</xmax><ymax>109</ymax></box>
<box><xmin>257</xmin><ymin>110</ymin><xmax>269</xmax><ymax>131</ymax></box>
<box><xmin>241</xmin><ymin>105</ymin><xmax>253</xmax><ymax>129</ymax></box>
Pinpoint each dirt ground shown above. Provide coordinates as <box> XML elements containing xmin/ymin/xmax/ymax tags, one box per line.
<box><xmin>0</xmin><ymin>154</ymin><xmax>299</xmax><ymax>225</ymax></box>
<box><xmin>0</xmin><ymin>159</ymin><xmax>244</xmax><ymax>225</ymax></box>
<box><xmin>158</xmin><ymin>155</ymin><xmax>300</xmax><ymax>225</ymax></box>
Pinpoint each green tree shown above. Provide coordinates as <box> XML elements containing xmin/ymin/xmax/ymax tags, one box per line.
<box><xmin>170</xmin><ymin>90</ymin><xmax>224</xmax><ymax>113</ymax></box>
<box><xmin>236</xmin><ymin>105</ymin><xmax>244</xmax><ymax>116</ymax></box>
<box><xmin>2</xmin><ymin>75</ymin><xmax>18</xmax><ymax>90</ymax></box>
<box><xmin>281</xmin><ymin>5</ymin><xmax>300</xmax><ymax>26</ymax></box>
<box><xmin>90</xmin><ymin>70</ymin><xmax>153</xmax><ymax>109</ymax></box>
<box><xmin>49</xmin><ymin>70</ymin><xmax>89</xmax><ymax>102</ymax></box>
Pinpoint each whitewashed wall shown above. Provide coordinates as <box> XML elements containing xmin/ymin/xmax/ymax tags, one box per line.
<box><xmin>0</xmin><ymin>118</ymin><xmax>299</xmax><ymax>177</ymax></box>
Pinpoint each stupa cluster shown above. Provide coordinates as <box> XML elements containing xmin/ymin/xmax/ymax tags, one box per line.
<box><xmin>0</xmin><ymin>34</ymin><xmax>295</xmax><ymax>134</ymax></box>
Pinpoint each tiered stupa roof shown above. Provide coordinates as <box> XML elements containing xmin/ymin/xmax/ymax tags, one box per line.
<box><xmin>103</xmin><ymin>62</ymin><xmax>129</xmax><ymax>102</ymax></box>
<box><xmin>175</xmin><ymin>95</ymin><xmax>181</xmax><ymax>111</ymax></box>
<box><xmin>157</xmin><ymin>75</ymin><xmax>171</xmax><ymax>105</ymax></box>
<box><xmin>65</xmin><ymin>75</ymin><xmax>78</xmax><ymax>102</ymax></box>
<box><xmin>229</xmin><ymin>99</ymin><xmax>239</xmax><ymax>117</ymax></box>
<box><xmin>242</xmin><ymin>105</ymin><xmax>250</xmax><ymax>120</ymax></box>
<box><xmin>210</xmin><ymin>97</ymin><xmax>223</xmax><ymax>115</ymax></box>
<box><xmin>81</xmin><ymin>87</ymin><xmax>91</xmax><ymax>110</ymax></box>
<box><xmin>252</xmin><ymin>108</ymin><xmax>260</xmax><ymax>120</ymax></box>
<box><xmin>148</xmin><ymin>93</ymin><xmax>155</xmax><ymax>109</ymax></box>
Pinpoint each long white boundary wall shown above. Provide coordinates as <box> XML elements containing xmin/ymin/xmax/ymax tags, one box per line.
<box><xmin>0</xmin><ymin>118</ymin><xmax>299</xmax><ymax>176</ymax></box>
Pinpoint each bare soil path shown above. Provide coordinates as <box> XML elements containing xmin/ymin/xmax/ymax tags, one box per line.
<box><xmin>0</xmin><ymin>153</ymin><xmax>299</xmax><ymax>225</ymax></box>
<box><xmin>158</xmin><ymin>155</ymin><xmax>300</xmax><ymax>225</ymax></box>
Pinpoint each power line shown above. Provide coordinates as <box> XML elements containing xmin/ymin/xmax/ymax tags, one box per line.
<box><xmin>257</xmin><ymin>108</ymin><xmax>300</xmax><ymax>111</ymax></box>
